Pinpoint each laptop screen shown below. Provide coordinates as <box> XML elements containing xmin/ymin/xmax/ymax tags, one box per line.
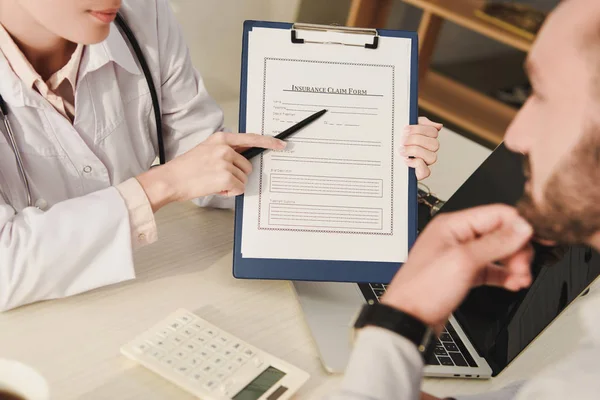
<box><xmin>434</xmin><ymin>144</ymin><xmax>600</xmax><ymax>376</ymax></box>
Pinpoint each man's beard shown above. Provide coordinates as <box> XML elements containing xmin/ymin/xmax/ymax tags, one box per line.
<box><xmin>516</xmin><ymin>132</ymin><xmax>600</xmax><ymax>244</ymax></box>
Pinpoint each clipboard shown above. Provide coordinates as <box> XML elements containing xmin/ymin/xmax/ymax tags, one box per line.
<box><xmin>233</xmin><ymin>21</ymin><xmax>419</xmax><ymax>284</ymax></box>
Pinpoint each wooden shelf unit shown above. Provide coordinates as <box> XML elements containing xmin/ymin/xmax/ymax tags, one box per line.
<box><xmin>403</xmin><ymin>0</ymin><xmax>533</xmax><ymax>53</ymax></box>
<box><xmin>421</xmin><ymin>71</ymin><xmax>517</xmax><ymax>144</ymax></box>
<box><xmin>347</xmin><ymin>0</ymin><xmax>535</xmax><ymax>145</ymax></box>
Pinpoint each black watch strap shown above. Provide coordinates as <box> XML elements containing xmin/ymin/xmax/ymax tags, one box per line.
<box><xmin>354</xmin><ymin>301</ymin><xmax>436</xmax><ymax>362</ymax></box>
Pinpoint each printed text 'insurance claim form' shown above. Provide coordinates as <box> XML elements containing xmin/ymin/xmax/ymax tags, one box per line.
<box><xmin>241</xmin><ymin>28</ymin><xmax>413</xmax><ymax>263</ymax></box>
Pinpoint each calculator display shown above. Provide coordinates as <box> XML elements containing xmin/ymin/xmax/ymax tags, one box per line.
<box><xmin>233</xmin><ymin>366</ymin><xmax>286</xmax><ymax>400</ymax></box>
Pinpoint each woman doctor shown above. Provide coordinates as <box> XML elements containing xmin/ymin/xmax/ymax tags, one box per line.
<box><xmin>0</xmin><ymin>0</ymin><xmax>442</xmax><ymax>312</ymax></box>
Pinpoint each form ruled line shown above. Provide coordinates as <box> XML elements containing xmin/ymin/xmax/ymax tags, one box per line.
<box><xmin>287</xmin><ymin>137</ymin><xmax>381</xmax><ymax>144</ymax></box>
<box><xmin>280</xmin><ymin>102</ymin><xmax>379</xmax><ymax>110</ymax></box>
<box><xmin>331</xmin><ymin>111</ymin><xmax>378</xmax><ymax>116</ymax></box>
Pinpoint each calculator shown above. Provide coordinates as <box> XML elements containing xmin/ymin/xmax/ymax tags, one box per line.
<box><xmin>121</xmin><ymin>309</ymin><xmax>309</xmax><ymax>400</ymax></box>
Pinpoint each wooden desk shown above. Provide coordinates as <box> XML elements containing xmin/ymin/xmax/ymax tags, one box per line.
<box><xmin>0</xmin><ymin>130</ymin><xmax>592</xmax><ymax>399</ymax></box>
<box><xmin>347</xmin><ymin>0</ymin><xmax>537</xmax><ymax>146</ymax></box>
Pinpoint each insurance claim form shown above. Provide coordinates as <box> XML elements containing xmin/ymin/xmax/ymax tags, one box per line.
<box><xmin>241</xmin><ymin>27</ymin><xmax>413</xmax><ymax>263</ymax></box>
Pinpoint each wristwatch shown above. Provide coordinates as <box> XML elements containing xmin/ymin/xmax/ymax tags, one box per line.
<box><xmin>353</xmin><ymin>300</ymin><xmax>437</xmax><ymax>362</ymax></box>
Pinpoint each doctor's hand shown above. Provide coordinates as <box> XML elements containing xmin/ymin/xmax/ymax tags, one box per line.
<box><xmin>381</xmin><ymin>205</ymin><xmax>534</xmax><ymax>334</ymax></box>
<box><xmin>137</xmin><ymin>132</ymin><xmax>285</xmax><ymax>211</ymax></box>
<box><xmin>402</xmin><ymin>117</ymin><xmax>443</xmax><ymax>180</ymax></box>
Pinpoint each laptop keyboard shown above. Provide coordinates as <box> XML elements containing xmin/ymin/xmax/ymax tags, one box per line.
<box><xmin>367</xmin><ymin>283</ymin><xmax>477</xmax><ymax>368</ymax></box>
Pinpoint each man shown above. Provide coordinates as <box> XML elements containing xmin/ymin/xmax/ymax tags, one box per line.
<box><xmin>330</xmin><ymin>0</ymin><xmax>600</xmax><ymax>399</ymax></box>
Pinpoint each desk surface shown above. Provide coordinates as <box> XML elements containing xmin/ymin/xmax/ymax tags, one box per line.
<box><xmin>0</xmin><ymin>130</ymin><xmax>591</xmax><ymax>399</ymax></box>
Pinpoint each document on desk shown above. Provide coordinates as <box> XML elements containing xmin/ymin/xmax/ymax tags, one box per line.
<box><xmin>241</xmin><ymin>27</ymin><xmax>413</xmax><ymax>263</ymax></box>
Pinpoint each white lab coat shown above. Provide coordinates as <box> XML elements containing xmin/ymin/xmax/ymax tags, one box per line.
<box><xmin>0</xmin><ymin>0</ymin><xmax>229</xmax><ymax>311</ymax></box>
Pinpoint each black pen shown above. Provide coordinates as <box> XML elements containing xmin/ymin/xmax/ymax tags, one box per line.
<box><xmin>242</xmin><ymin>109</ymin><xmax>328</xmax><ymax>160</ymax></box>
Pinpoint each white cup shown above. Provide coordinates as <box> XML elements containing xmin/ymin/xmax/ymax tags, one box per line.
<box><xmin>0</xmin><ymin>360</ymin><xmax>49</xmax><ymax>400</ymax></box>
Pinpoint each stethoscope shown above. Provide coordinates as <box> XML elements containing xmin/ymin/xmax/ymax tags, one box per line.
<box><xmin>0</xmin><ymin>13</ymin><xmax>165</xmax><ymax>208</ymax></box>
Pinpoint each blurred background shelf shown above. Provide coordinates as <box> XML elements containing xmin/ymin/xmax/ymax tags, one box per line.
<box><xmin>346</xmin><ymin>0</ymin><xmax>537</xmax><ymax>146</ymax></box>
<box><xmin>421</xmin><ymin>71</ymin><xmax>517</xmax><ymax>144</ymax></box>
<box><xmin>403</xmin><ymin>0</ymin><xmax>534</xmax><ymax>52</ymax></box>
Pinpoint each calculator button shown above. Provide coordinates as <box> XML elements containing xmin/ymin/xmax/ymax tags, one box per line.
<box><xmin>190</xmin><ymin>322</ymin><xmax>204</xmax><ymax>331</ymax></box>
<box><xmin>203</xmin><ymin>328</ymin><xmax>218</xmax><ymax>338</ymax></box>
<box><xmin>233</xmin><ymin>355</ymin><xmax>246</xmax><ymax>365</ymax></box>
<box><xmin>208</xmin><ymin>342</ymin><xmax>222</xmax><ymax>352</ymax></box>
<box><xmin>193</xmin><ymin>335</ymin><xmax>209</xmax><ymax>345</ymax></box>
<box><xmin>214</xmin><ymin>370</ymin><xmax>228</xmax><ymax>382</ymax></box>
<box><xmin>175</xmin><ymin>364</ymin><xmax>192</xmax><ymax>376</ymax></box>
<box><xmin>169</xmin><ymin>335</ymin><xmax>186</xmax><ymax>346</ymax></box>
<box><xmin>201</xmin><ymin>364</ymin><xmax>215</xmax><ymax>375</ymax></box>
<box><xmin>204</xmin><ymin>380</ymin><xmax>219</xmax><ymax>391</ymax></box>
<box><xmin>161</xmin><ymin>357</ymin><xmax>177</xmax><ymax>368</ymax></box>
<box><xmin>188</xmin><ymin>357</ymin><xmax>203</xmax><ymax>368</ymax></box>
<box><xmin>176</xmin><ymin>314</ymin><xmax>194</xmax><ymax>324</ymax></box>
<box><xmin>253</xmin><ymin>358</ymin><xmax>264</xmax><ymax>368</ymax></box>
<box><xmin>216</xmin><ymin>335</ymin><xmax>230</xmax><ymax>345</ymax></box>
<box><xmin>156</xmin><ymin>328</ymin><xmax>172</xmax><ymax>338</ymax></box>
<box><xmin>228</xmin><ymin>342</ymin><xmax>244</xmax><ymax>352</ymax></box>
<box><xmin>223</xmin><ymin>363</ymin><xmax>239</xmax><ymax>374</ymax></box>
<box><xmin>190</xmin><ymin>370</ymin><xmax>205</xmax><ymax>382</ymax></box>
<box><xmin>212</xmin><ymin>357</ymin><xmax>225</xmax><ymax>367</ymax></box>
<box><xmin>197</xmin><ymin>350</ymin><xmax>211</xmax><ymax>360</ymax></box>
<box><xmin>149</xmin><ymin>337</ymin><xmax>175</xmax><ymax>352</ymax></box>
<box><xmin>180</xmin><ymin>327</ymin><xmax>196</xmax><ymax>338</ymax></box>
<box><xmin>168</xmin><ymin>321</ymin><xmax>183</xmax><ymax>331</ymax></box>
<box><xmin>173</xmin><ymin>349</ymin><xmax>189</xmax><ymax>360</ymax></box>
<box><xmin>182</xmin><ymin>341</ymin><xmax>198</xmax><ymax>352</ymax></box>
<box><xmin>219</xmin><ymin>348</ymin><xmax>235</xmax><ymax>359</ymax></box>
<box><xmin>242</xmin><ymin>348</ymin><xmax>256</xmax><ymax>358</ymax></box>
<box><xmin>132</xmin><ymin>342</ymin><xmax>150</xmax><ymax>353</ymax></box>
<box><xmin>148</xmin><ymin>349</ymin><xmax>166</xmax><ymax>360</ymax></box>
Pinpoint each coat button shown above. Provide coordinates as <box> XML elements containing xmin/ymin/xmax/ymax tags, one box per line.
<box><xmin>83</xmin><ymin>165</ymin><xmax>92</xmax><ymax>173</ymax></box>
<box><xmin>35</xmin><ymin>198</ymin><xmax>48</xmax><ymax>210</ymax></box>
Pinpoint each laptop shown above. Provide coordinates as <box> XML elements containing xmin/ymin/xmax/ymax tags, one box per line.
<box><xmin>293</xmin><ymin>144</ymin><xmax>600</xmax><ymax>378</ymax></box>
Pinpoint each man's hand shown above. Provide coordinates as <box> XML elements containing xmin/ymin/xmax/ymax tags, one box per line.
<box><xmin>137</xmin><ymin>132</ymin><xmax>285</xmax><ymax>211</ymax></box>
<box><xmin>381</xmin><ymin>205</ymin><xmax>534</xmax><ymax>333</ymax></box>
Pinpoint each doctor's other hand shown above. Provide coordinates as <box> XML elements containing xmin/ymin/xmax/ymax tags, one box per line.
<box><xmin>381</xmin><ymin>205</ymin><xmax>534</xmax><ymax>334</ymax></box>
<box><xmin>137</xmin><ymin>132</ymin><xmax>285</xmax><ymax>212</ymax></box>
<box><xmin>402</xmin><ymin>116</ymin><xmax>442</xmax><ymax>180</ymax></box>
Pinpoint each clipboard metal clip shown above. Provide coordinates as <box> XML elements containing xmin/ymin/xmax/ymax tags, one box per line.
<box><xmin>291</xmin><ymin>23</ymin><xmax>379</xmax><ymax>49</ymax></box>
